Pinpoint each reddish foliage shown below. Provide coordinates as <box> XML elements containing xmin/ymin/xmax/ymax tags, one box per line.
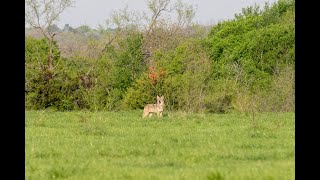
<box><xmin>148</xmin><ymin>65</ymin><xmax>157</xmax><ymax>84</ymax></box>
<box><xmin>148</xmin><ymin>65</ymin><xmax>166</xmax><ymax>85</ymax></box>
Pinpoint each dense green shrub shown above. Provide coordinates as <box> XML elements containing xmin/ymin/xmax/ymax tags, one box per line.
<box><xmin>78</xmin><ymin>32</ymin><xmax>146</xmax><ymax>111</ymax></box>
<box><xmin>25</xmin><ymin>0</ymin><xmax>295</xmax><ymax>113</ymax></box>
<box><xmin>25</xmin><ymin>37</ymin><xmax>60</xmax><ymax>82</ymax></box>
<box><xmin>25</xmin><ymin>63</ymin><xmax>89</xmax><ymax>111</ymax></box>
<box><xmin>123</xmin><ymin>40</ymin><xmax>213</xmax><ymax>112</ymax></box>
<box><xmin>25</xmin><ymin>38</ymin><xmax>87</xmax><ymax>111</ymax></box>
<box><xmin>203</xmin><ymin>0</ymin><xmax>294</xmax><ymax>112</ymax></box>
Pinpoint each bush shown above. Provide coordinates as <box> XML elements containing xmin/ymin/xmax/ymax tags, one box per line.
<box><xmin>25</xmin><ymin>0</ymin><xmax>295</xmax><ymax>113</ymax></box>
<box><xmin>26</xmin><ymin>70</ymin><xmax>81</xmax><ymax>111</ymax></box>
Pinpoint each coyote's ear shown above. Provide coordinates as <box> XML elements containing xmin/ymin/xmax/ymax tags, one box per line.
<box><xmin>161</xmin><ymin>95</ymin><xmax>164</xmax><ymax>99</ymax></box>
<box><xmin>157</xmin><ymin>95</ymin><xmax>159</xmax><ymax>98</ymax></box>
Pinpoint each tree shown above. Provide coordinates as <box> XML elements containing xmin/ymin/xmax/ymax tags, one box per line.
<box><xmin>63</xmin><ymin>24</ymin><xmax>75</xmax><ymax>32</ymax></box>
<box><xmin>143</xmin><ymin>0</ymin><xmax>196</xmax><ymax>64</ymax></box>
<box><xmin>101</xmin><ymin>0</ymin><xmax>196</xmax><ymax>66</ymax></box>
<box><xmin>76</xmin><ymin>25</ymin><xmax>91</xmax><ymax>34</ymax></box>
<box><xmin>47</xmin><ymin>24</ymin><xmax>61</xmax><ymax>33</ymax></box>
<box><xmin>25</xmin><ymin>0</ymin><xmax>74</xmax><ymax>72</ymax></box>
<box><xmin>100</xmin><ymin>5</ymin><xmax>145</xmax><ymax>54</ymax></box>
<box><xmin>235</xmin><ymin>3</ymin><xmax>262</xmax><ymax>19</ymax></box>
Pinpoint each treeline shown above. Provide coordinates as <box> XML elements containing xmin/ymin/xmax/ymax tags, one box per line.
<box><xmin>25</xmin><ymin>0</ymin><xmax>295</xmax><ymax>113</ymax></box>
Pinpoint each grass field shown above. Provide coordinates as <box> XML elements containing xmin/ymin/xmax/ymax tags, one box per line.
<box><xmin>25</xmin><ymin>110</ymin><xmax>294</xmax><ymax>180</ymax></box>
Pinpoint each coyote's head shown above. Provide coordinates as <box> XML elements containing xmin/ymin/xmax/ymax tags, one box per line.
<box><xmin>157</xmin><ymin>95</ymin><xmax>165</xmax><ymax>107</ymax></box>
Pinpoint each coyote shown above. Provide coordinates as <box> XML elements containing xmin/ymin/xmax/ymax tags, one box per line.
<box><xmin>142</xmin><ymin>95</ymin><xmax>165</xmax><ymax>118</ymax></box>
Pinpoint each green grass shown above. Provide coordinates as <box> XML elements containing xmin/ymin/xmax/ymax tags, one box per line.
<box><xmin>25</xmin><ymin>110</ymin><xmax>294</xmax><ymax>180</ymax></box>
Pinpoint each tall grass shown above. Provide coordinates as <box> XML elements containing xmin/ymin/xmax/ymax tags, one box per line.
<box><xmin>26</xmin><ymin>110</ymin><xmax>294</xmax><ymax>179</ymax></box>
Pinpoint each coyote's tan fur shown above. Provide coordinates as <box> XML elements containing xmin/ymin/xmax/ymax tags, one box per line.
<box><xmin>142</xmin><ymin>95</ymin><xmax>165</xmax><ymax>118</ymax></box>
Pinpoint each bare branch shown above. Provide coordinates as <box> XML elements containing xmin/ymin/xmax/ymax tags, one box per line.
<box><xmin>101</xmin><ymin>32</ymin><xmax>119</xmax><ymax>53</ymax></box>
<box><xmin>25</xmin><ymin>0</ymin><xmax>74</xmax><ymax>31</ymax></box>
<box><xmin>146</xmin><ymin>0</ymin><xmax>171</xmax><ymax>36</ymax></box>
<box><xmin>25</xmin><ymin>0</ymin><xmax>74</xmax><ymax>73</ymax></box>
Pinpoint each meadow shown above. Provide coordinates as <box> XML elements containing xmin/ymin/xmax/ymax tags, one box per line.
<box><xmin>25</xmin><ymin>110</ymin><xmax>294</xmax><ymax>179</ymax></box>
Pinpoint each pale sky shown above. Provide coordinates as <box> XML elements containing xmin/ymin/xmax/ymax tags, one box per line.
<box><xmin>56</xmin><ymin>0</ymin><xmax>278</xmax><ymax>29</ymax></box>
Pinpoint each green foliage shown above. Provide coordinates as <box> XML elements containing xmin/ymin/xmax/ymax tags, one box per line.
<box><xmin>166</xmin><ymin>41</ymin><xmax>211</xmax><ymax>112</ymax></box>
<box><xmin>26</xmin><ymin>37</ymin><xmax>75</xmax><ymax>110</ymax></box>
<box><xmin>75</xmin><ymin>25</ymin><xmax>91</xmax><ymax>34</ymax></box>
<box><xmin>123</xmin><ymin>40</ymin><xmax>212</xmax><ymax>112</ymax></box>
<box><xmin>25</xmin><ymin>37</ymin><xmax>60</xmax><ymax>69</ymax></box>
<box><xmin>204</xmin><ymin>79</ymin><xmax>237</xmax><ymax>113</ymax></box>
<box><xmin>234</xmin><ymin>3</ymin><xmax>262</xmax><ymax>20</ymax></box>
<box><xmin>204</xmin><ymin>0</ymin><xmax>294</xmax><ymax>112</ymax></box>
<box><xmin>25</xmin><ymin>59</ymin><xmax>84</xmax><ymax>111</ymax></box>
<box><xmin>74</xmin><ymin>32</ymin><xmax>146</xmax><ymax>111</ymax></box>
<box><xmin>25</xmin><ymin>0</ymin><xmax>295</xmax><ymax>113</ymax></box>
<box><xmin>108</xmin><ymin>33</ymin><xmax>145</xmax><ymax>91</ymax></box>
<box><xmin>123</xmin><ymin>74</ymin><xmax>156</xmax><ymax>109</ymax></box>
<box><xmin>207</xmin><ymin>171</ymin><xmax>225</xmax><ymax>180</ymax></box>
